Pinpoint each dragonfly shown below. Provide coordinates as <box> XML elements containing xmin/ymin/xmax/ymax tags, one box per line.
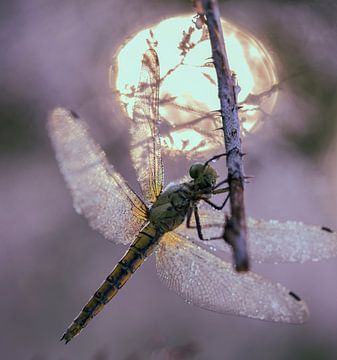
<box><xmin>48</xmin><ymin>49</ymin><xmax>337</xmax><ymax>344</ymax></box>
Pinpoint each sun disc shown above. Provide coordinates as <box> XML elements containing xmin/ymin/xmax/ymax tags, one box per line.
<box><xmin>111</xmin><ymin>15</ymin><xmax>278</xmax><ymax>159</ymax></box>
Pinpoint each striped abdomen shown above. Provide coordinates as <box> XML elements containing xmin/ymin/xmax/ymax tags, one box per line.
<box><xmin>61</xmin><ymin>223</ymin><xmax>162</xmax><ymax>343</ymax></box>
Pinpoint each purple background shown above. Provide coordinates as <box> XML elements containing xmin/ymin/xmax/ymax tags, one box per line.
<box><xmin>1</xmin><ymin>1</ymin><xmax>337</xmax><ymax>359</ymax></box>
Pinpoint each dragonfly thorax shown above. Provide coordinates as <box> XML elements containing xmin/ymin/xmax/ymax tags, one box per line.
<box><xmin>189</xmin><ymin>163</ymin><xmax>218</xmax><ymax>191</ymax></box>
<box><xmin>149</xmin><ymin>183</ymin><xmax>192</xmax><ymax>232</ymax></box>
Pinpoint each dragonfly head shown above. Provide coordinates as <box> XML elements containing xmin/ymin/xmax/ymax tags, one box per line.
<box><xmin>189</xmin><ymin>163</ymin><xmax>218</xmax><ymax>190</ymax></box>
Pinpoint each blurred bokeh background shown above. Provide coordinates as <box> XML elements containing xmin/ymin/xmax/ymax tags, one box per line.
<box><xmin>1</xmin><ymin>0</ymin><xmax>337</xmax><ymax>359</ymax></box>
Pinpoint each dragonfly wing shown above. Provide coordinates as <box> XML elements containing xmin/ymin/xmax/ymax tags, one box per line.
<box><xmin>130</xmin><ymin>49</ymin><xmax>164</xmax><ymax>203</ymax></box>
<box><xmin>176</xmin><ymin>207</ymin><xmax>337</xmax><ymax>263</ymax></box>
<box><xmin>48</xmin><ymin>108</ymin><xmax>148</xmax><ymax>245</ymax></box>
<box><xmin>247</xmin><ymin>218</ymin><xmax>337</xmax><ymax>263</ymax></box>
<box><xmin>155</xmin><ymin>232</ymin><xmax>309</xmax><ymax>323</ymax></box>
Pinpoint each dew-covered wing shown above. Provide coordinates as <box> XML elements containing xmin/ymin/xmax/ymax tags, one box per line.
<box><xmin>176</xmin><ymin>207</ymin><xmax>337</xmax><ymax>263</ymax></box>
<box><xmin>247</xmin><ymin>218</ymin><xmax>337</xmax><ymax>263</ymax></box>
<box><xmin>156</xmin><ymin>232</ymin><xmax>309</xmax><ymax>323</ymax></box>
<box><xmin>130</xmin><ymin>49</ymin><xmax>164</xmax><ymax>204</ymax></box>
<box><xmin>48</xmin><ymin>108</ymin><xmax>148</xmax><ymax>245</ymax></box>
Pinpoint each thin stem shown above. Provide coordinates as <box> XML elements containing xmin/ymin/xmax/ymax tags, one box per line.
<box><xmin>200</xmin><ymin>0</ymin><xmax>249</xmax><ymax>272</ymax></box>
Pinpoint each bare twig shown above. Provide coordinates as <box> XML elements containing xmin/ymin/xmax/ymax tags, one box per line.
<box><xmin>199</xmin><ymin>0</ymin><xmax>249</xmax><ymax>272</ymax></box>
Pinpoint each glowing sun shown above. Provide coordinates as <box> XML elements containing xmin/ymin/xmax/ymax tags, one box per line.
<box><xmin>110</xmin><ymin>15</ymin><xmax>277</xmax><ymax>158</ymax></box>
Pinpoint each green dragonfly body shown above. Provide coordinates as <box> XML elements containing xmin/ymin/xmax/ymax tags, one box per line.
<box><xmin>61</xmin><ymin>165</ymin><xmax>219</xmax><ymax>342</ymax></box>
<box><xmin>48</xmin><ymin>49</ymin><xmax>337</xmax><ymax>345</ymax></box>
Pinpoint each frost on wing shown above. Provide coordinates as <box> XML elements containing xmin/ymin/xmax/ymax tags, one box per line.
<box><xmin>48</xmin><ymin>108</ymin><xmax>148</xmax><ymax>245</ymax></box>
<box><xmin>156</xmin><ymin>232</ymin><xmax>309</xmax><ymax>324</ymax></box>
<box><xmin>176</xmin><ymin>207</ymin><xmax>337</xmax><ymax>263</ymax></box>
<box><xmin>130</xmin><ymin>49</ymin><xmax>164</xmax><ymax>204</ymax></box>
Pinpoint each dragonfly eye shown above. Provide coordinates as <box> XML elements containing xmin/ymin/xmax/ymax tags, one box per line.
<box><xmin>189</xmin><ymin>163</ymin><xmax>204</xmax><ymax>179</ymax></box>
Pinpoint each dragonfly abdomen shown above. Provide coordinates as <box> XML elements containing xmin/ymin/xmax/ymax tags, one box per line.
<box><xmin>61</xmin><ymin>223</ymin><xmax>162</xmax><ymax>343</ymax></box>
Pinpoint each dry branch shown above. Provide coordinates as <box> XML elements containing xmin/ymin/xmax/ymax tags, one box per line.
<box><xmin>200</xmin><ymin>0</ymin><xmax>249</xmax><ymax>271</ymax></box>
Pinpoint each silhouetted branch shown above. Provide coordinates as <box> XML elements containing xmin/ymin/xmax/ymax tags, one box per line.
<box><xmin>200</xmin><ymin>0</ymin><xmax>249</xmax><ymax>272</ymax></box>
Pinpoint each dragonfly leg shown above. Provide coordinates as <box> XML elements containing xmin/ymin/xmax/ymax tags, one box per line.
<box><xmin>186</xmin><ymin>206</ymin><xmax>196</xmax><ymax>229</ymax></box>
<box><xmin>202</xmin><ymin>192</ymin><xmax>230</xmax><ymax>210</ymax></box>
<box><xmin>193</xmin><ymin>206</ymin><xmax>223</xmax><ymax>241</ymax></box>
<box><xmin>212</xmin><ymin>186</ymin><xmax>230</xmax><ymax>195</ymax></box>
<box><xmin>214</xmin><ymin>178</ymin><xmax>228</xmax><ymax>189</ymax></box>
<box><xmin>204</xmin><ymin>152</ymin><xmax>227</xmax><ymax>166</ymax></box>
